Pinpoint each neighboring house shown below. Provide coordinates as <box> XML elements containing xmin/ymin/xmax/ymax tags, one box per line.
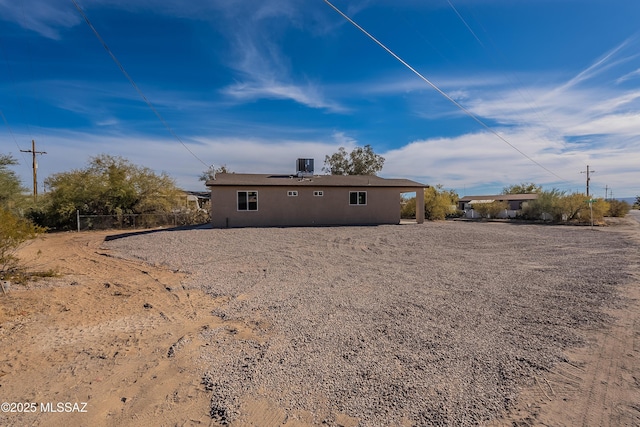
<box><xmin>206</xmin><ymin>165</ymin><xmax>426</xmax><ymax>227</ymax></box>
<box><xmin>458</xmin><ymin>193</ymin><xmax>538</xmax><ymax>218</ymax></box>
<box><xmin>183</xmin><ymin>191</ymin><xmax>210</xmax><ymax>211</ymax></box>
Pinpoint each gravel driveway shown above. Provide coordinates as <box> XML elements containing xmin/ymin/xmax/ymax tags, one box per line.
<box><xmin>104</xmin><ymin>220</ymin><xmax>636</xmax><ymax>426</ymax></box>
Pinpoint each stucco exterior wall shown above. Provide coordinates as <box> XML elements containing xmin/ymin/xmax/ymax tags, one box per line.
<box><xmin>210</xmin><ymin>186</ymin><xmax>403</xmax><ymax>227</ymax></box>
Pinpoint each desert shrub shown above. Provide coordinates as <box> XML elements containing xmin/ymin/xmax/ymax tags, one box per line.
<box><xmin>472</xmin><ymin>201</ymin><xmax>508</xmax><ymax>219</ymax></box>
<box><xmin>399</xmin><ymin>186</ymin><xmax>458</xmax><ymax>220</ymax></box>
<box><xmin>400</xmin><ymin>197</ymin><xmax>416</xmax><ymax>219</ymax></box>
<box><xmin>607</xmin><ymin>200</ymin><xmax>631</xmax><ymax>217</ymax></box>
<box><xmin>557</xmin><ymin>195</ymin><xmax>608</xmax><ymax>224</ymax></box>
<box><xmin>556</xmin><ymin>193</ymin><xmax>589</xmax><ymax>222</ymax></box>
<box><xmin>0</xmin><ymin>208</ymin><xmax>44</xmax><ymax>277</ymax></box>
<box><xmin>522</xmin><ymin>189</ymin><xmax>561</xmax><ymax>220</ymax></box>
<box><xmin>585</xmin><ymin>199</ymin><xmax>609</xmax><ymax>223</ymax></box>
<box><xmin>424</xmin><ymin>185</ymin><xmax>458</xmax><ymax>220</ymax></box>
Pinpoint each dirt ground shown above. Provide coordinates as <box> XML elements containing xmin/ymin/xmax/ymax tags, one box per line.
<box><xmin>496</xmin><ymin>217</ymin><xmax>640</xmax><ymax>427</ymax></box>
<box><xmin>0</xmin><ymin>230</ymin><xmax>230</xmax><ymax>426</ymax></box>
<box><xmin>0</xmin><ymin>218</ymin><xmax>639</xmax><ymax>426</ymax></box>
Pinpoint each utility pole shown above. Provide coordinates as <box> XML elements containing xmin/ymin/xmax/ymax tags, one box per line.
<box><xmin>604</xmin><ymin>185</ymin><xmax>609</xmax><ymax>200</ymax></box>
<box><xmin>20</xmin><ymin>140</ymin><xmax>47</xmax><ymax>201</ymax></box>
<box><xmin>580</xmin><ymin>165</ymin><xmax>595</xmax><ymax>197</ymax></box>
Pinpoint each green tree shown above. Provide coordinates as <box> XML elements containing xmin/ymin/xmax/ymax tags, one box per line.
<box><xmin>199</xmin><ymin>165</ymin><xmax>231</xmax><ymax>183</ymax></box>
<box><xmin>323</xmin><ymin>145</ymin><xmax>385</xmax><ymax>175</ymax></box>
<box><xmin>41</xmin><ymin>155</ymin><xmax>183</xmax><ymax>229</ymax></box>
<box><xmin>502</xmin><ymin>182</ymin><xmax>542</xmax><ymax>194</ymax></box>
<box><xmin>0</xmin><ymin>154</ymin><xmax>29</xmax><ymax>212</ymax></box>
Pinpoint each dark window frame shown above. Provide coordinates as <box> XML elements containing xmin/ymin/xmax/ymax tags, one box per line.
<box><xmin>349</xmin><ymin>191</ymin><xmax>367</xmax><ymax>205</ymax></box>
<box><xmin>237</xmin><ymin>191</ymin><xmax>258</xmax><ymax>211</ymax></box>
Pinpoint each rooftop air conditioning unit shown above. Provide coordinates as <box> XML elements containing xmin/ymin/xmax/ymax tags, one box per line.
<box><xmin>296</xmin><ymin>158</ymin><xmax>314</xmax><ymax>177</ymax></box>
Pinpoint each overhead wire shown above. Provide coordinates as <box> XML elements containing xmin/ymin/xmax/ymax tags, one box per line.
<box><xmin>323</xmin><ymin>0</ymin><xmax>569</xmax><ymax>184</ymax></box>
<box><xmin>0</xmin><ymin>110</ymin><xmax>24</xmax><ymax>155</ymax></box>
<box><xmin>446</xmin><ymin>0</ymin><xmax>484</xmax><ymax>48</ymax></box>
<box><xmin>449</xmin><ymin>1</ymin><xmax>619</xmax><ymax>193</ymax></box>
<box><xmin>447</xmin><ymin>1</ymin><xmax>564</xmax><ymax>144</ymax></box>
<box><xmin>71</xmin><ymin>0</ymin><xmax>211</xmax><ymax>169</ymax></box>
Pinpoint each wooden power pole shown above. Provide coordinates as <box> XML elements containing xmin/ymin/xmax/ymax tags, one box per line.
<box><xmin>581</xmin><ymin>165</ymin><xmax>595</xmax><ymax>197</ymax></box>
<box><xmin>20</xmin><ymin>140</ymin><xmax>47</xmax><ymax>201</ymax></box>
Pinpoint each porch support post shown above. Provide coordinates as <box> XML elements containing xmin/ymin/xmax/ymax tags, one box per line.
<box><xmin>416</xmin><ymin>188</ymin><xmax>425</xmax><ymax>224</ymax></box>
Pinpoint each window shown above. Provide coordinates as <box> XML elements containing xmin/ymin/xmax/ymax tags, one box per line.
<box><xmin>287</xmin><ymin>191</ymin><xmax>298</xmax><ymax>197</ymax></box>
<box><xmin>313</xmin><ymin>191</ymin><xmax>323</xmax><ymax>197</ymax></box>
<box><xmin>237</xmin><ymin>191</ymin><xmax>258</xmax><ymax>211</ymax></box>
<box><xmin>349</xmin><ymin>191</ymin><xmax>367</xmax><ymax>205</ymax></box>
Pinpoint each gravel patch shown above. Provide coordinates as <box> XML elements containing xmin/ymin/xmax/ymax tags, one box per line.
<box><xmin>104</xmin><ymin>221</ymin><xmax>634</xmax><ymax>426</ymax></box>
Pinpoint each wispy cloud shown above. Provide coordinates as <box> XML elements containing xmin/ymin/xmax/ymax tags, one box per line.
<box><xmin>545</xmin><ymin>36</ymin><xmax>639</xmax><ymax>98</ymax></box>
<box><xmin>617</xmin><ymin>68</ymin><xmax>640</xmax><ymax>84</ymax></box>
<box><xmin>216</xmin><ymin>5</ymin><xmax>344</xmax><ymax>112</ymax></box>
<box><xmin>0</xmin><ymin>0</ymin><xmax>79</xmax><ymax>39</ymax></box>
<box><xmin>221</xmin><ymin>80</ymin><xmax>346</xmax><ymax>112</ymax></box>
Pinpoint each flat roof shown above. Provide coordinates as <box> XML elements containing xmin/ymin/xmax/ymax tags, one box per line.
<box><xmin>458</xmin><ymin>193</ymin><xmax>539</xmax><ymax>202</ymax></box>
<box><xmin>206</xmin><ymin>173</ymin><xmax>427</xmax><ymax>189</ymax></box>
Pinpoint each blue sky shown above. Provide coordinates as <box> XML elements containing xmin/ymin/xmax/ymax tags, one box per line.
<box><xmin>1</xmin><ymin>0</ymin><xmax>639</xmax><ymax>198</ymax></box>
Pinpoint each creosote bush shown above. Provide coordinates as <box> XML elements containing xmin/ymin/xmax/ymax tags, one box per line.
<box><xmin>607</xmin><ymin>200</ymin><xmax>631</xmax><ymax>217</ymax></box>
<box><xmin>472</xmin><ymin>201</ymin><xmax>509</xmax><ymax>219</ymax></box>
<box><xmin>0</xmin><ymin>208</ymin><xmax>44</xmax><ymax>278</ymax></box>
<box><xmin>401</xmin><ymin>185</ymin><xmax>459</xmax><ymax>220</ymax></box>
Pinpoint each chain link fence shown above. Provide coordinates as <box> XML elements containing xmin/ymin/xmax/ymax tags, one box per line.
<box><xmin>76</xmin><ymin>211</ymin><xmax>210</xmax><ymax>231</ymax></box>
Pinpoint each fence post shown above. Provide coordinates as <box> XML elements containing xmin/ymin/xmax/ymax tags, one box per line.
<box><xmin>77</xmin><ymin>210</ymin><xmax>80</xmax><ymax>232</ymax></box>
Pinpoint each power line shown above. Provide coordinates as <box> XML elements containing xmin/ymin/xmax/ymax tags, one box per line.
<box><xmin>447</xmin><ymin>0</ymin><xmax>484</xmax><ymax>48</ymax></box>
<box><xmin>446</xmin><ymin>0</ymin><xmax>563</xmax><ymax>145</ymax></box>
<box><xmin>323</xmin><ymin>0</ymin><xmax>568</xmax><ymax>184</ymax></box>
<box><xmin>0</xmin><ymin>110</ymin><xmax>25</xmax><ymax>156</ymax></box>
<box><xmin>71</xmin><ymin>0</ymin><xmax>211</xmax><ymax>169</ymax></box>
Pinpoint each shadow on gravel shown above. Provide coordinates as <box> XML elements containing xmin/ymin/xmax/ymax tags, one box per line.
<box><xmin>104</xmin><ymin>223</ymin><xmax>212</xmax><ymax>242</ymax></box>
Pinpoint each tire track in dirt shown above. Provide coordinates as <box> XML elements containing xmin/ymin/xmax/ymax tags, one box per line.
<box><xmin>492</xmin><ymin>217</ymin><xmax>640</xmax><ymax>427</ymax></box>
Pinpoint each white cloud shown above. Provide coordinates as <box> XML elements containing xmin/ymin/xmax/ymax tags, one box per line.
<box><xmin>378</xmin><ymin>127</ymin><xmax>640</xmax><ymax>197</ymax></box>
<box><xmin>221</xmin><ymin>80</ymin><xmax>347</xmax><ymax>113</ymax></box>
<box><xmin>567</xmin><ymin>112</ymin><xmax>640</xmax><ymax>137</ymax></box>
<box><xmin>617</xmin><ymin>68</ymin><xmax>640</xmax><ymax>83</ymax></box>
<box><xmin>0</xmin><ymin>0</ymin><xmax>79</xmax><ymax>39</ymax></box>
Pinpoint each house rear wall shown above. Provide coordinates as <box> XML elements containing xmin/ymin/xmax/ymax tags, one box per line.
<box><xmin>210</xmin><ymin>186</ymin><xmax>403</xmax><ymax>227</ymax></box>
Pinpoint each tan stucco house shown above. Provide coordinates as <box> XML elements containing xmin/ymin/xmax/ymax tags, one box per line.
<box><xmin>206</xmin><ymin>172</ymin><xmax>426</xmax><ymax>228</ymax></box>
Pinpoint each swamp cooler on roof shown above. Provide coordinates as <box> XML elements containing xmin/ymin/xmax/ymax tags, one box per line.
<box><xmin>296</xmin><ymin>158</ymin><xmax>314</xmax><ymax>177</ymax></box>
